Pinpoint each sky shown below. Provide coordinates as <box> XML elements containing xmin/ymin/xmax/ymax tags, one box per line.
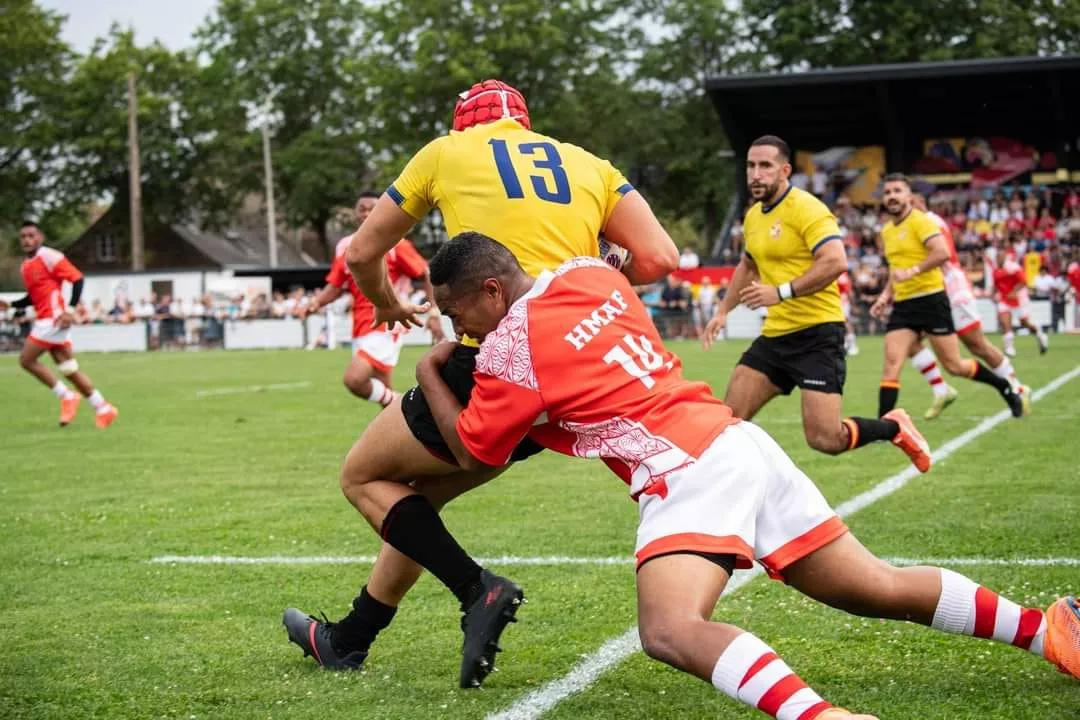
<box><xmin>40</xmin><ymin>0</ymin><xmax>218</xmax><ymax>52</ymax></box>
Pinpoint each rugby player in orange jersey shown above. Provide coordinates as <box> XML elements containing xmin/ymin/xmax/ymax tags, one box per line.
<box><xmin>306</xmin><ymin>192</ymin><xmax>443</xmax><ymax>407</ymax></box>
<box><xmin>282</xmin><ymin>79</ymin><xmax>680</xmax><ymax>687</ymax></box>
<box><xmin>416</xmin><ymin>231</ymin><xmax>1080</xmax><ymax>719</ymax></box>
<box><xmin>993</xmin><ymin>250</ymin><xmax>1049</xmax><ymax>358</ymax></box>
<box><xmin>2</xmin><ymin>222</ymin><xmax>117</xmax><ymax>428</ymax></box>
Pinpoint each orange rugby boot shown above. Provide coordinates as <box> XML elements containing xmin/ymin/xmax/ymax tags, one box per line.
<box><xmin>59</xmin><ymin>394</ymin><xmax>81</xmax><ymax>426</ymax></box>
<box><xmin>884</xmin><ymin>408</ymin><xmax>932</xmax><ymax>473</ymax></box>
<box><xmin>1044</xmin><ymin>596</ymin><xmax>1080</xmax><ymax>680</ymax></box>
<box><xmin>95</xmin><ymin>405</ymin><xmax>119</xmax><ymax>429</ymax></box>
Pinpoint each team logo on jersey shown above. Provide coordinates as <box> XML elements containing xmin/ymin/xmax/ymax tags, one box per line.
<box><xmin>770</xmin><ymin>222</ymin><xmax>782</xmax><ymax>240</ymax></box>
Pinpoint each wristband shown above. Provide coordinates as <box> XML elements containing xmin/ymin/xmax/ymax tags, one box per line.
<box><xmin>778</xmin><ymin>282</ymin><xmax>795</xmax><ymax>301</ymax></box>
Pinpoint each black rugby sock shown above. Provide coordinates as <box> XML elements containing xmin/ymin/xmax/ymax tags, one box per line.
<box><xmin>381</xmin><ymin>494</ymin><xmax>483</xmax><ymax>606</ymax></box>
<box><xmin>878</xmin><ymin>382</ymin><xmax>900</xmax><ymax>417</ymax></box>
<box><xmin>332</xmin><ymin>586</ymin><xmax>397</xmax><ymax>653</ymax></box>
<box><xmin>843</xmin><ymin>417</ymin><xmax>900</xmax><ymax>449</ymax></box>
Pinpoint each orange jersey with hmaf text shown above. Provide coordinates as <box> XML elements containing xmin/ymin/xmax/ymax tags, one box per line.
<box><xmin>327</xmin><ymin>237</ymin><xmax>427</xmax><ymax>339</ymax></box>
<box><xmin>456</xmin><ymin>258</ymin><xmax>738</xmax><ymax>499</ymax></box>
<box><xmin>20</xmin><ymin>246</ymin><xmax>83</xmax><ymax>320</ymax></box>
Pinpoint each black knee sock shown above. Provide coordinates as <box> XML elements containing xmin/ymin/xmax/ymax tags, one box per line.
<box><xmin>969</xmin><ymin>360</ymin><xmax>1011</xmax><ymax>393</ymax></box>
<box><xmin>331</xmin><ymin>586</ymin><xmax>397</xmax><ymax>653</ymax></box>
<box><xmin>843</xmin><ymin>417</ymin><xmax>900</xmax><ymax>450</ymax></box>
<box><xmin>878</xmin><ymin>382</ymin><xmax>900</xmax><ymax>417</ymax></box>
<box><xmin>381</xmin><ymin>494</ymin><xmax>484</xmax><ymax>607</ymax></box>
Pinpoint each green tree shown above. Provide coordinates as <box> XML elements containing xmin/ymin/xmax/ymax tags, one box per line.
<box><xmin>357</xmin><ymin>0</ymin><xmax>639</xmax><ymax>183</ymax></box>
<box><xmin>195</xmin><ymin>0</ymin><xmax>371</xmax><ymax>251</ymax></box>
<box><xmin>0</xmin><ymin>0</ymin><xmax>73</xmax><ymax>241</ymax></box>
<box><xmin>629</xmin><ymin>0</ymin><xmax>748</xmax><ymax>252</ymax></box>
<box><xmin>59</xmin><ymin>27</ymin><xmax>247</xmax><ymax>229</ymax></box>
<box><xmin>739</xmin><ymin>0</ymin><xmax>1080</xmax><ymax>69</ymax></box>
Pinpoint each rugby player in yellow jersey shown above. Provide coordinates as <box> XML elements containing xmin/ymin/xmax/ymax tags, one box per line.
<box><xmin>869</xmin><ymin>174</ymin><xmax>1024</xmax><ymax>420</ymax></box>
<box><xmin>282</xmin><ymin>80</ymin><xmax>679</xmax><ymax>687</ymax></box>
<box><xmin>703</xmin><ymin>136</ymin><xmax>931</xmax><ymax>471</ymax></box>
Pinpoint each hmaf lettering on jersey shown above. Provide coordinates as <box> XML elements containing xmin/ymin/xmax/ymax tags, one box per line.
<box><xmin>564</xmin><ymin>289</ymin><xmax>629</xmax><ymax>350</ymax></box>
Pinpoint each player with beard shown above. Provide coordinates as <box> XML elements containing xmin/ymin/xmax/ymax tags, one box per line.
<box><xmin>870</xmin><ymin>175</ymin><xmax>1024</xmax><ymax>419</ymax></box>
<box><xmin>904</xmin><ymin>193</ymin><xmax>1032</xmax><ymax>420</ymax></box>
<box><xmin>703</xmin><ymin>136</ymin><xmax>931</xmax><ymax>471</ymax></box>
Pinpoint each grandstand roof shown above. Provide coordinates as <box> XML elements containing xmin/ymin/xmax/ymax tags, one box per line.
<box><xmin>706</xmin><ymin>55</ymin><xmax>1080</xmax><ymax>160</ymax></box>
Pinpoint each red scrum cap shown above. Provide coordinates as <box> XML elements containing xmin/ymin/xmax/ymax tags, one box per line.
<box><xmin>452</xmin><ymin>79</ymin><xmax>531</xmax><ymax>131</ymax></box>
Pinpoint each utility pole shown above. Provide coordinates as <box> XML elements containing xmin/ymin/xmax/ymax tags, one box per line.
<box><xmin>127</xmin><ymin>71</ymin><xmax>144</xmax><ymax>271</ymax></box>
<box><xmin>261</xmin><ymin>120</ymin><xmax>278</xmax><ymax>268</ymax></box>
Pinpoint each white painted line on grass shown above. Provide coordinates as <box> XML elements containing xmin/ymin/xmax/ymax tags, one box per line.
<box><xmin>887</xmin><ymin>557</ymin><xmax>1080</xmax><ymax>567</ymax></box>
<box><xmin>149</xmin><ymin>554</ymin><xmax>1080</xmax><ymax>568</ymax></box>
<box><xmin>768</xmin><ymin>414</ymin><xmax>1078</xmax><ymax>424</ymax></box>
<box><xmin>487</xmin><ymin>364</ymin><xmax>1080</xmax><ymax>720</ymax></box>
<box><xmin>194</xmin><ymin>381</ymin><xmax>312</xmax><ymax>397</ymax></box>
<box><xmin>150</xmin><ymin>554</ymin><xmax>637</xmax><ymax>566</ymax></box>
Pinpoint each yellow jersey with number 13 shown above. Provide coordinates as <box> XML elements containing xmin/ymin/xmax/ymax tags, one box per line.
<box><xmin>743</xmin><ymin>185</ymin><xmax>845</xmax><ymax>337</ymax></box>
<box><xmin>388</xmin><ymin>118</ymin><xmax>633</xmax><ymax>279</ymax></box>
<box><xmin>880</xmin><ymin>208</ymin><xmax>944</xmax><ymax>302</ymax></box>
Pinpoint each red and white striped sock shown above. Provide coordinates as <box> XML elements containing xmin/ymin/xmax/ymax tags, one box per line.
<box><xmin>711</xmin><ymin>632</ymin><xmax>833</xmax><ymax>719</ymax></box>
<box><xmin>911</xmin><ymin>348</ymin><xmax>949</xmax><ymax>398</ymax></box>
<box><xmin>365</xmin><ymin>378</ymin><xmax>395</xmax><ymax>407</ymax></box>
<box><xmin>931</xmin><ymin>568</ymin><xmax>1046</xmax><ymax>656</ymax></box>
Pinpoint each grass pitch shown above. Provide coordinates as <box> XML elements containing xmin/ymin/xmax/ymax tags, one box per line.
<box><xmin>2</xmin><ymin>335</ymin><xmax>1078</xmax><ymax>719</ymax></box>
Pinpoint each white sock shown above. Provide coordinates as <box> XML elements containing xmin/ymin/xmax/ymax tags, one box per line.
<box><xmin>911</xmin><ymin>348</ymin><xmax>949</xmax><ymax>398</ymax></box>
<box><xmin>52</xmin><ymin>381</ymin><xmax>75</xmax><ymax>399</ymax></box>
<box><xmin>931</xmin><ymin>568</ymin><xmax>1046</xmax><ymax>657</ymax></box>
<box><xmin>844</xmin><ymin>332</ymin><xmax>856</xmax><ymax>349</ymax></box>
<box><xmin>365</xmin><ymin>378</ymin><xmax>395</xmax><ymax>407</ymax></box>
<box><xmin>1004</xmin><ymin>331</ymin><xmax>1015</xmax><ymax>349</ymax></box>
<box><xmin>87</xmin><ymin>390</ymin><xmax>108</xmax><ymax>412</ymax></box>
<box><xmin>711</xmin><ymin>631</ymin><xmax>832</xmax><ymax>719</ymax></box>
<box><xmin>991</xmin><ymin>357</ymin><xmax>1021</xmax><ymax>390</ymax></box>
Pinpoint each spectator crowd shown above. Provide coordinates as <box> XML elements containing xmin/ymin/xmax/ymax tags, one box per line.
<box><xmin>4</xmin><ymin>184</ymin><xmax>1079</xmax><ymax>349</ymax></box>
<box><xmin>634</xmin><ymin>184</ymin><xmax>1080</xmax><ymax>341</ymax></box>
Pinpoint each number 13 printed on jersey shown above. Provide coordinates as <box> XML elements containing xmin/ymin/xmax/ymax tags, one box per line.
<box><xmin>489</xmin><ymin>139</ymin><xmax>572</xmax><ymax>204</ymax></box>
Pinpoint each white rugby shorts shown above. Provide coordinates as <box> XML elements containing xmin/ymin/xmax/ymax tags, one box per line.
<box><xmin>28</xmin><ymin>319</ymin><xmax>73</xmax><ymax>350</ymax></box>
<box><xmin>948</xmin><ymin>294</ymin><xmax>982</xmax><ymax>336</ymax></box>
<box><xmin>996</xmin><ymin>298</ymin><xmax>1032</xmax><ymax>322</ymax></box>
<box><xmin>351</xmin><ymin>328</ymin><xmax>405</xmax><ymax>371</ymax></box>
<box><xmin>634</xmin><ymin>421</ymin><xmax>846</xmax><ymax>580</ymax></box>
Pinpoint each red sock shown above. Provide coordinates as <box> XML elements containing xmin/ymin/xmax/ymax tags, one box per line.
<box><xmin>931</xmin><ymin>568</ymin><xmax>1046</xmax><ymax>656</ymax></box>
<box><xmin>711</xmin><ymin>632</ymin><xmax>834</xmax><ymax>719</ymax></box>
